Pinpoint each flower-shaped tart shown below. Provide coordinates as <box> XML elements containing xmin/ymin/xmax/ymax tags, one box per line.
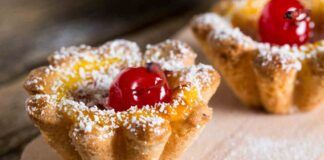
<box><xmin>24</xmin><ymin>39</ymin><xmax>220</xmax><ymax>160</ymax></box>
<box><xmin>191</xmin><ymin>0</ymin><xmax>324</xmax><ymax>114</ymax></box>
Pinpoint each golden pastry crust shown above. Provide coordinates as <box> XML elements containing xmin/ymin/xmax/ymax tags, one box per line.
<box><xmin>191</xmin><ymin>0</ymin><xmax>324</xmax><ymax>114</ymax></box>
<box><xmin>24</xmin><ymin>39</ymin><xmax>220</xmax><ymax>160</ymax></box>
<box><xmin>192</xmin><ymin>13</ymin><xmax>261</xmax><ymax>108</ymax></box>
<box><xmin>295</xmin><ymin>50</ymin><xmax>324</xmax><ymax>111</ymax></box>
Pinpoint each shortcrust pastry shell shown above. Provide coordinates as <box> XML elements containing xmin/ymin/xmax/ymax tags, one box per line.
<box><xmin>191</xmin><ymin>0</ymin><xmax>324</xmax><ymax>114</ymax></box>
<box><xmin>24</xmin><ymin>39</ymin><xmax>220</xmax><ymax>160</ymax></box>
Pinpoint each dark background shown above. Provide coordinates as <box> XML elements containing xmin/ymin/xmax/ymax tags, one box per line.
<box><xmin>0</xmin><ymin>0</ymin><xmax>215</xmax><ymax>159</ymax></box>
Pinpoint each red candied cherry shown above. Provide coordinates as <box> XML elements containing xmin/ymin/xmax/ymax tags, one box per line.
<box><xmin>258</xmin><ymin>0</ymin><xmax>313</xmax><ymax>46</ymax></box>
<box><xmin>107</xmin><ymin>63</ymin><xmax>172</xmax><ymax>111</ymax></box>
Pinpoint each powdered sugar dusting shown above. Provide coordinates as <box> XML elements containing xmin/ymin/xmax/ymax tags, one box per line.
<box><xmin>192</xmin><ymin>13</ymin><xmax>231</xmax><ymax>30</ymax></box>
<box><xmin>257</xmin><ymin>41</ymin><xmax>324</xmax><ymax>71</ymax></box>
<box><xmin>210</xmin><ymin>27</ymin><xmax>257</xmax><ymax>49</ymax></box>
<box><xmin>145</xmin><ymin>39</ymin><xmax>197</xmax><ymax>71</ymax></box>
<box><xmin>100</xmin><ymin>39</ymin><xmax>142</xmax><ymax>66</ymax></box>
<box><xmin>54</xmin><ymin>45</ymin><xmax>92</xmax><ymax>57</ymax></box>
<box><xmin>257</xmin><ymin>44</ymin><xmax>302</xmax><ymax>71</ymax></box>
<box><xmin>193</xmin><ymin>13</ymin><xmax>256</xmax><ymax>49</ymax></box>
<box><xmin>179</xmin><ymin>64</ymin><xmax>215</xmax><ymax>99</ymax></box>
<box><xmin>224</xmin><ymin>134</ymin><xmax>324</xmax><ymax>160</ymax></box>
<box><xmin>26</xmin><ymin>39</ymin><xmax>217</xmax><ymax>138</ymax></box>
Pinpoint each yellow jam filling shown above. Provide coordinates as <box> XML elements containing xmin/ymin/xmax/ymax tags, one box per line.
<box><xmin>55</xmin><ymin>56</ymin><xmax>201</xmax><ymax>129</ymax></box>
<box><xmin>56</xmin><ymin>57</ymin><xmax>120</xmax><ymax>99</ymax></box>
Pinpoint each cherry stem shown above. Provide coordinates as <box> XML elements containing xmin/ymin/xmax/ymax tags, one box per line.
<box><xmin>146</xmin><ymin>63</ymin><xmax>162</xmax><ymax>73</ymax></box>
<box><xmin>284</xmin><ymin>9</ymin><xmax>310</xmax><ymax>22</ymax></box>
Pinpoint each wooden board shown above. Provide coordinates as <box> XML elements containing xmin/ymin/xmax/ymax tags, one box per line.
<box><xmin>21</xmin><ymin>27</ymin><xmax>324</xmax><ymax>160</ymax></box>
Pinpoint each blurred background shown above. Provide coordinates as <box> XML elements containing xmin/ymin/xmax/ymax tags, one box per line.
<box><xmin>0</xmin><ymin>0</ymin><xmax>216</xmax><ymax>159</ymax></box>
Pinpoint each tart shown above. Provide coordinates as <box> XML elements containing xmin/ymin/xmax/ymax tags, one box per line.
<box><xmin>191</xmin><ymin>0</ymin><xmax>324</xmax><ymax>114</ymax></box>
<box><xmin>24</xmin><ymin>39</ymin><xmax>220</xmax><ymax>160</ymax></box>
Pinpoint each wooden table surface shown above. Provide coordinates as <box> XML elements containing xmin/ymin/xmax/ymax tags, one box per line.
<box><xmin>0</xmin><ymin>0</ymin><xmax>215</xmax><ymax>159</ymax></box>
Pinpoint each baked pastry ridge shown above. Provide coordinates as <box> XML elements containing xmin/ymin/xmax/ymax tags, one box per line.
<box><xmin>24</xmin><ymin>39</ymin><xmax>220</xmax><ymax>160</ymax></box>
<box><xmin>191</xmin><ymin>2</ymin><xmax>324</xmax><ymax>114</ymax></box>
